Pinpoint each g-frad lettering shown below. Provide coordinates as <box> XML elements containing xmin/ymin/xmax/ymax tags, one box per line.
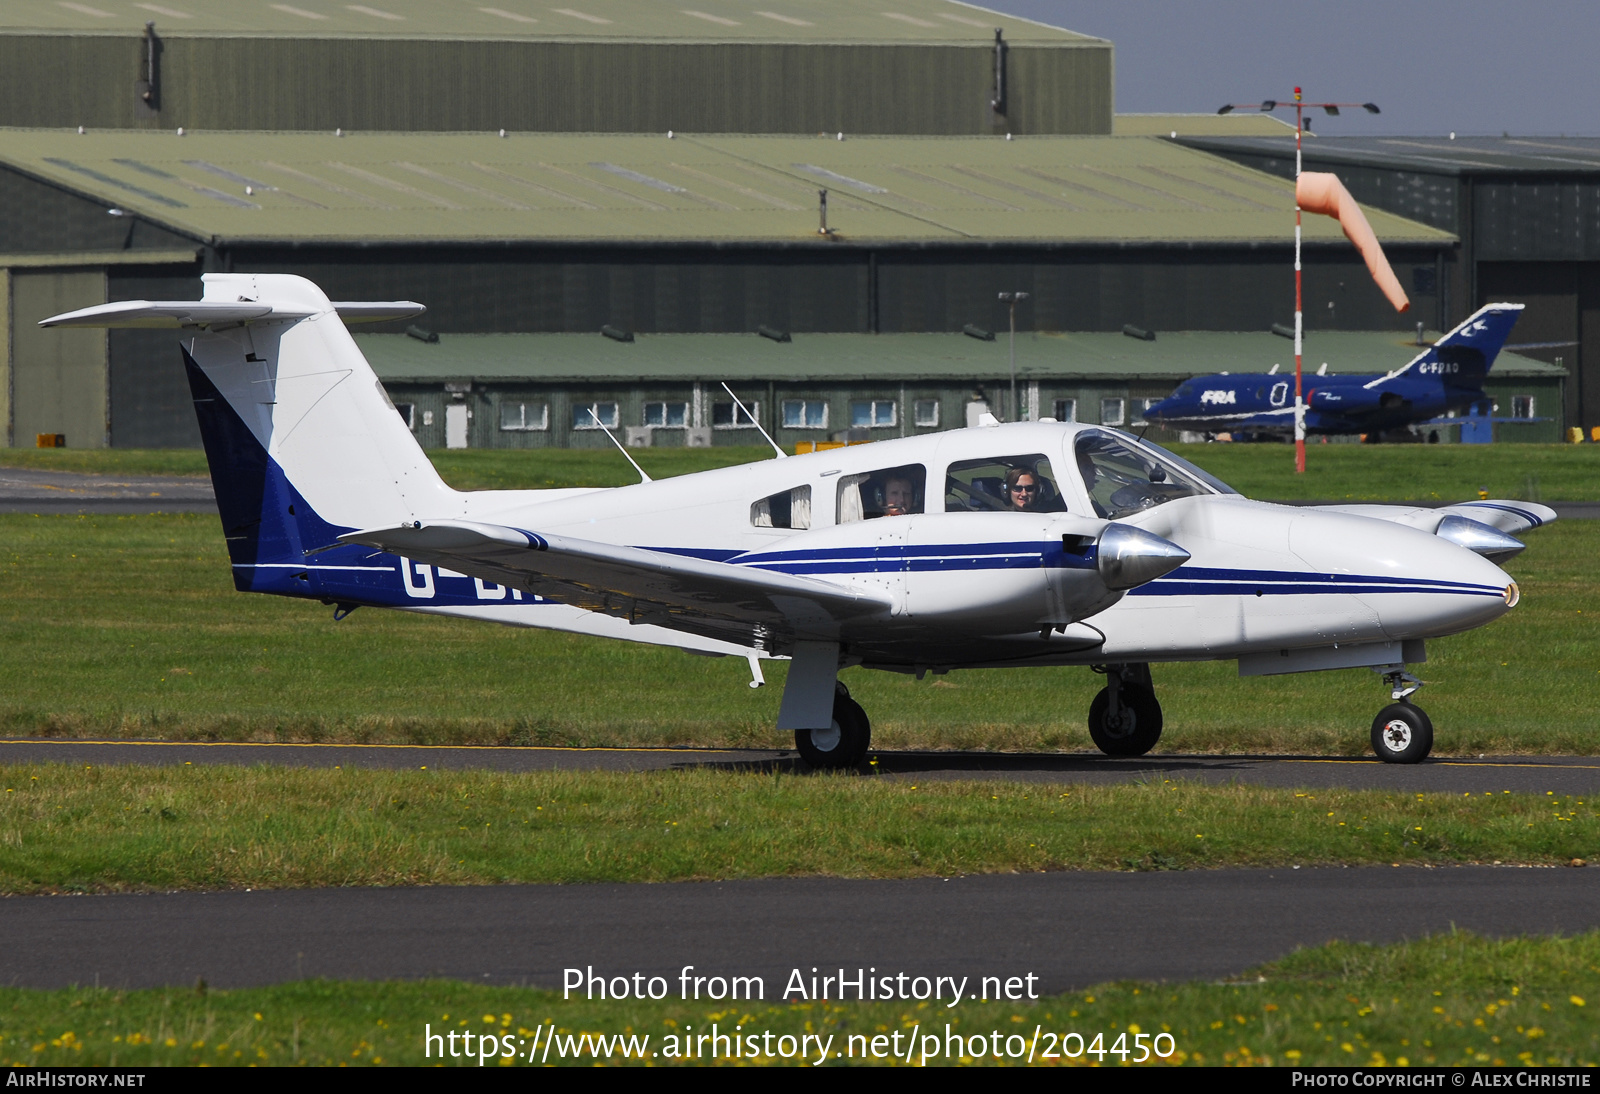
<box><xmin>561</xmin><ymin>966</ymin><xmax>1038</xmax><ymax>1007</ymax></box>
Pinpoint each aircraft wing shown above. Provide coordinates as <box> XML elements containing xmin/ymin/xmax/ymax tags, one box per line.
<box><xmin>1311</xmin><ymin>499</ymin><xmax>1556</xmax><ymax>536</ymax></box>
<box><xmin>338</xmin><ymin>519</ymin><xmax>892</xmax><ymax>651</ymax></box>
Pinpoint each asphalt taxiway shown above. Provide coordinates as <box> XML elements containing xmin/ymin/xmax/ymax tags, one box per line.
<box><xmin>4</xmin><ymin>738</ymin><xmax>1598</xmax><ymax>794</ymax></box>
<box><xmin>2</xmin><ymin>866</ymin><xmax>1595</xmax><ymax>992</ymax></box>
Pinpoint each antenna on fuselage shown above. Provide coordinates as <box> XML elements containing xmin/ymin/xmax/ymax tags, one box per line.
<box><xmin>588</xmin><ymin>408</ymin><xmax>652</xmax><ymax>483</ymax></box>
<box><xmin>721</xmin><ymin>382</ymin><xmax>787</xmax><ymax>459</ymax></box>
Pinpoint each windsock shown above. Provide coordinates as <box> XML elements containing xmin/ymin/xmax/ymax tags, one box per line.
<box><xmin>1295</xmin><ymin>171</ymin><xmax>1410</xmax><ymax>313</ymax></box>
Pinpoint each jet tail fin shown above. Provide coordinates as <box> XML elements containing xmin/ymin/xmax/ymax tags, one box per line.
<box><xmin>1372</xmin><ymin>303</ymin><xmax>1525</xmax><ymax>390</ymax></box>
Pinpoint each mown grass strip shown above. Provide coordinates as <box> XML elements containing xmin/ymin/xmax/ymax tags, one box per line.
<box><xmin>0</xmin><ymin>765</ymin><xmax>1594</xmax><ymax>893</ymax></box>
<box><xmin>4</xmin><ymin>443</ymin><xmax>1599</xmax><ymax>500</ymax></box>
<box><xmin>0</xmin><ymin>515</ymin><xmax>1593</xmax><ymax>753</ymax></box>
<box><xmin>2</xmin><ymin>932</ymin><xmax>1595</xmax><ymax>1066</ymax></box>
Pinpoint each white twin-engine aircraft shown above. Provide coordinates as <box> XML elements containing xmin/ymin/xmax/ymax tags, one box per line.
<box><xmin>45</xmin><ymin>275</ymin><xmax>1552</xmax><ymax>767</ymax></box>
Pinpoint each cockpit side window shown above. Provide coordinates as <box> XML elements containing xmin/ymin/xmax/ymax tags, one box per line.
<box><xmin>837</xmin><ymin>464</ymin><xmax>925</xmax><ymax>523</ymax></box>
<box><xmin>1073</xmin><ymin>432</ymin><xmax>1213</xmax><ymax>519</ymax></box>
<box><xmin>943</xmin><ymin>454</ymin><xmax>1065</xmax><ymax>514</ymax></box>
<box><xmin>751</xmin><ymin>484</ymin><xmax>812</xmax><ymax>530</ymax></box>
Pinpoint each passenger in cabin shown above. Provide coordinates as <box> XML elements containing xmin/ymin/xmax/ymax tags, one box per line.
<box><xmin>883</xmin><ymin>475</ymin><xmax>918</xmax><ymax>517</ymax></box>
<box><xmin>1003</xmin><ymin>467</ymin><xmax>1041</xmax><ymax>512</ymax></box>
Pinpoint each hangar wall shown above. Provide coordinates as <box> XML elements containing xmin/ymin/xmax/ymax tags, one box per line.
<box><xmin>8</xmin><ymin>269</ymin><xmax>107</xmax><ymax>449</ymax></box>
<box><xmin>0</xmin><ymin>35</ymin><xmax>1112</xmax><ymax>136</ymax></box>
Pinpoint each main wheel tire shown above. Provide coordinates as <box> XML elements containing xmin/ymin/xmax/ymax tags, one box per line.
<box><xmin>795</xmin><ymin>693</ymin><xmax>871</xmax><ymax>769</ymax></box>
<box><xmin>1371</xmin><ymin>702</ymin><xmax>1434</xmax><ymax>764</ymax></box>
<box><xmin>1087</xmin><ymin>682</ymin><xmax>1163</xmax><ymax>757</ymax></box>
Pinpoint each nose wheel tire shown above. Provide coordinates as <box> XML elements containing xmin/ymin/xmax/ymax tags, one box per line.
<box><xmin>1371</xmin><ymin>702</ymin><xmax>1433</xmax><ymax>764</ymax></box>
<box><xmin>1088</xmin><ymin>682</ymin><xmax>1163</xmax><ymax>757</ymax></box>
<box><xmin>795</xmin><ymin>692</ymin><xmax>871</xmax><ymax>769</ymax></box>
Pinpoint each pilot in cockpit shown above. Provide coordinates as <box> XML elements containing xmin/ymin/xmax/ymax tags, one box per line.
<box><xmin>1003</xmin><ymin>467</ymin><xmax>1042</xmax><ymax>512</ymax></box>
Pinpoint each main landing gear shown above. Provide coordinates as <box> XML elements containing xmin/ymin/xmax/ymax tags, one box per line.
<box><xmin>1088</xmin><ymin>663</ymin><xmax>1163</xmax><ymax>757</ymax></box>
<box><xmin>1370</xmin><ymin>667</ymin><xmax>1433</xmax><ymax>764</ymax></box>
<box><xmin>794</xmin><ymin>681</ymin><xmax>871</xmax><ymax>769</ymax></box>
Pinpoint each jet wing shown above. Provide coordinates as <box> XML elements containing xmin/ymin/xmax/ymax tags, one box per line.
<box><xmin>338</xmin><ymin>519</ymin><xmax>892</xmax><ymax>651</ymax></box>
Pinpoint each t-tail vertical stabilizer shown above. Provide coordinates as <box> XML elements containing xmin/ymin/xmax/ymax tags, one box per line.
<box><xmin>1368</xmin><ymin>302</ymin><xmax>1525</xmax><ymax>392</ymax></box>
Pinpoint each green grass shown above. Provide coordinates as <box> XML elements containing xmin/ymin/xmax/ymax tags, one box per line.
<box><xmin>2</xmin><ymin>932</ymin><xmax>1595</xmax><ymax>1066</ymax></box>
<box><xmin>1</xmin><ymin>765</ymin><xmax>1594</xmax><ymax>893</ymax></box>
<box><xmin>4</xmin><ymin>442</ymin><xmax>1600</xmax><ymax>500</ymax></box>
<box><xmin>0</xmin><ymin>513</ymin><xmax>1593</xmax><ymax>754</ymax></box>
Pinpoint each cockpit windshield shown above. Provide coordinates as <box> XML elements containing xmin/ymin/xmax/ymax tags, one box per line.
<box><xmin>1073</xmin><ymin>431</ymin><xmax>1230</xmax><ymax>519</ymax></box>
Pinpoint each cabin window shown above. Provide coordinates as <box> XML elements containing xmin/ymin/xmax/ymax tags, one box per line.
<box><xmin>713</xmin><ymin>400</ymin><xmax>760</xmax><ymax>428</ymax></box>
<box><xmin>850</xmin><ymin>399</ymin><xmax>897</xmax><ymax>428</ymax></box>
<box><xmin>913</xmin><ymin>399</ymin><xmax>940</xmax><ymax>428</ymax></box>
<box><xmin>751</xmin><ymin>484</ymin><xmax>812</xmax><ymax>530</ymax></box>
<box><xmin>1270</xmin><ymin>382</ymin><xmax>1289</xmax><ymax>407</ymax></box>
<box><xmin>944</xmin><ymin>454</ymin><xmax>1065</xmax><ymax>514</ymax></box>
<box><xmin>1099</xmin><ymin>397</ymin><xmax>1125</xmax><ymax>426</ymax></box>
<box><xmin>571</xmin><ymin>402</ymin><xmax>618</xmax><ymax>430</ymax></box>
<box><xmin>1512</xmin><ymin>395</ymin><xmax>1535</xmax><ymax>419</ymax></box>
<box><xmin>643</xmin><ymin>401</ymin><xmax>689</xmax><ymax>428</ymax></box>
<box><xmin>1052</xmin><ymin>398</ymin><xmax>1077</xmax><ymax>423</ymax></box>
<box><xmin>394</xmin><ymin>403</ymin><xmax>416</xmax><ymax>430</ymax></box>
<box><xmin>1074</xmin><ymin>431</ymin><xmax>1212</xmax><ymax>519</ymax></box>
<box><xmin>837</xmin><ymin>464</ymin><xmax>926</xmax><ymax>523</ymax></box>
<box><xmin>783</xmin><ymin>400</ymin><xmax>828</xmax><ymax>429</ymax></box>
<box><xmin>501</xmin><ymin>402</ymin><xmax>549</xmax><ymax>431</ymax></box>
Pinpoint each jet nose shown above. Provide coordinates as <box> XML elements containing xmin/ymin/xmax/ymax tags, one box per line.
<box><xmin>1097</xmin><ymin>523</ymin><xmax>1190</xmax><ymax>590</ymax></box>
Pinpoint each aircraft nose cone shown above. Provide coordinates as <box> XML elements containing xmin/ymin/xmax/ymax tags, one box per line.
<box><xmin>1435</xmin><ymin>514</ymin><xmax>1526</xmax><ymax>563</ymax></box>
<box><xmin>1097</xmin><ymin>523</ymin><xmax>1190</xmax><ymax>590</ymax></box>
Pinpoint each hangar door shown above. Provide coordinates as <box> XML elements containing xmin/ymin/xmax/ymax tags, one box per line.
<box><xmin>8</xmin><ymin>269</ymin><xmax>107</xmax><ymax>448</ymax></box>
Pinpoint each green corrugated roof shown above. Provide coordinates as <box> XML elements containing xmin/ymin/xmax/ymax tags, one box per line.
<box><xmin>357</xmin><ymin>330</ymin><xmax>1559</xmax><ymax>384</ymax></box>
<box><xmin>0</xmin><ymin>0</ymin><xmax>1091</xmax><ymax>41</ymax></box>
<box><xmin>0</xmin><ymin>129</ymin><xmax>1456</xmax><ymax>246</ymax></box>
<box><xmin>1112</xmin><ymin>114</ymin><xmax>1297</xmax><ymax>138</ymax></box>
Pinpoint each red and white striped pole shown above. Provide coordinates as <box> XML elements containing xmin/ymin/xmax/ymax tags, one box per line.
<box><xmin>1293</xmin><ymin>87</ymin><xmax>1306</xmax><ymax>474</ymax></box>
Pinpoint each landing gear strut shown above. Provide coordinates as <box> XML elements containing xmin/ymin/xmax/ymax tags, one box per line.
<box><xmin>794</xmin><ymin>681</ymin><xmax>871</xmax><ymax>769</ymax></box>
<box><xmin>1088</xmin><ymin>663</ymin><xmax>1162</xmax><ymax>757</ymax></box>
<box><xmin>1370</xmin><ymin>666</ymin><xmax>1433</xmax><ymax>764</ymax></box>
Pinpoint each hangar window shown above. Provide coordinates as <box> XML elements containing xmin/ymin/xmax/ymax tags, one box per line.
<box><xmin>851</xmin><ymin>399</ymin><xmax>896</xmax><ymax>428</ymax></box>
<box><xmin>713</xmin><ymin>400</ymin><xmax>760</xmax><ymax>429</ymax></box>
<box><xmin>837</xmin><ymin>464</ymin><xmax>926</xmax><ymax>522</ymax></box>
<box><xmin>1052</xmin><ymin>398</ymin><xmax>1077</xmax><ymax>423</ymax></box>
<box><xmin>571</xmin><ymin>402</ymin><xmax>618</xmax><ymax>430</ymax></box>
<box><xmin>913</xmin><ymin>399</ymin><xmax>940</xmax><ymax>428</ymax></box>
<box><xmin>644</xmin><ymin>401</ymin><xmax>689</xmax><ymax>428</ymax></box>
<box><xmin>751</xmin><ymin>484</ymin><xmax>812</xmax><ymax>530</ymax></box>
<box><xmin>783</xmin><ymin>400</ymin><xmax>828</xmax><ymax>429</ymax></box>
<box><xmin>944</xmin><ymin>454</ymin><xmax>1065</xmax><ymax>514</ymax></box>
<box><xmin>1512</xmin><ymin>395</ymin><xmax>1535</xmax><ymax>419</ymax></box>
<box><xmin>501</xmin><ymin>402</ymin><xmax>549</xmax><ymax>431</ymax></box>
<box><xmin>394</xmin><ymin>403</ymin><xmax>416</xmax><ymax>430</ymax></box>
<box><xmin>1099</xmin><ymin>397</ymin><xmax>1125</xmax><ymax>426</ymax></box>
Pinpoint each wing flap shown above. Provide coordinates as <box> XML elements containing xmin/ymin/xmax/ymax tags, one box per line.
<box><xmin>338</xmin><ymin>520</ymin><xmax>892</xmax><ymax>650</ymax></box>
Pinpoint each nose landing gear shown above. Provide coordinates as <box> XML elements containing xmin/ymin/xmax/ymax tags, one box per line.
<box><xmin>1371</xmin><ymin>666</ymin><xmax>1433</xmax><ymax>764</ymax></box>
<box><xmin>1088</xmin><ymin>662</ymin><xmax>1163</xmax><ymax>757</ymax></box>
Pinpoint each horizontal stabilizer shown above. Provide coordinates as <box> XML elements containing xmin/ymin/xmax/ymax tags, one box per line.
<box><xmin>39</xmin><ymin>299</ymin><xmax>424</xmax><ymax>329</ymax></box>
<box><xmin>338</xmin><ymin>519</ymin><xmax>893</xmax><ymax>650</ymax></box>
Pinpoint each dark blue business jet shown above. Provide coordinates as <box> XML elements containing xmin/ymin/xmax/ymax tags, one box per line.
<box><xmin>1141</xmin><ymin>303</ymin><xmax>1524</xmax><ymax>438</ymax></box>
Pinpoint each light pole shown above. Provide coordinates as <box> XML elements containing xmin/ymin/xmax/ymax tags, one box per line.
<box><xmin>998</xmin><ymin>291</ymin><xmax>1029</xmax><ymax>421</ymax></box>
<box><xmin>1218</xmin><ymin>90</ymin><xmax>1380</xmax><ymax>473</ymax></box>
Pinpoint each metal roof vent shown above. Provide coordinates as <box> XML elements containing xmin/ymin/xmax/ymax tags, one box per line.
<box><xmin>601</xmin><ymin>324</ymin><xmax>634</xmax><ymax>343</ymax></box>
<box><xmin>405</xmin><ymin>325</ymin><xmax>438</xmax><ymax>343</ymax></box>
<box><xmin>1122</xmin><ymin>324</ymin><xmax>1156</xmax><ymax>342</ymax></box>
<box><xmin>963</xmin><ymin>324</ymin><xmax>994</xmax><ymax>341</ymax></box>
<box><xmin>758</xmin><ymin>325</ymin><xmax>791</xmax><ymax>343</ymax></box>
